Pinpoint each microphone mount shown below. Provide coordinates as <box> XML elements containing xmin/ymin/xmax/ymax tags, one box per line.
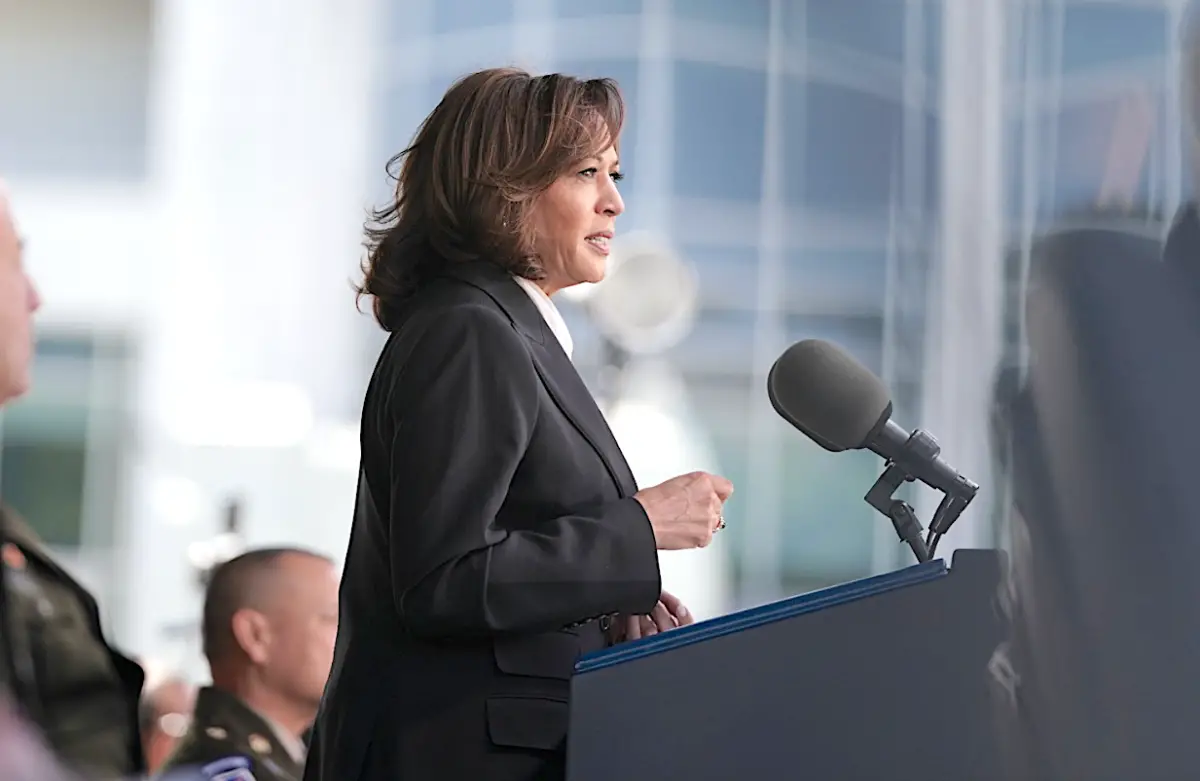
<box><xmin>864</xmin><ymin>428</ymin><xmax>978</xmax><ymax>564</ymax></box>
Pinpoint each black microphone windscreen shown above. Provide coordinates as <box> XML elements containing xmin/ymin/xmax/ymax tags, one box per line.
<box><xmin>767</xmin><ymin>339</ymin><xmax>892</xmax><ymax>452</ymax></box>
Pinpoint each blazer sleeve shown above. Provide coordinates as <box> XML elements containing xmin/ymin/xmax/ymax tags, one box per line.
<box><xmin>383</xmin><ymin>303</ymin><xmax>661</xmax><ymax>639</ymax></box>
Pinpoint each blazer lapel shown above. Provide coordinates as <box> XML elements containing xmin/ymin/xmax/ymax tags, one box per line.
<box><xmin>444</xmin><ymin>262</ymin><xmax>639</xmax><ymax>497</ymax></box>
<box><xmin>529</xmin><ymin>332</ymin><xmax>639</xmax><ymax>497</ymax></box>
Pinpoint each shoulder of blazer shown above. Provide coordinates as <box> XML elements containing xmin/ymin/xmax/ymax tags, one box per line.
<box><xmin>372</xmin><ymin>266</ymin><xmax>546</xmax><ymax>373</ymax></box>
<box><xmin>368</xmin><ymin>270</ymin><xmax>542</xmax><ymax>418</ymax></box>
<box><xmin>418</xmin><ymin>260</ymin><xmax>549</xmax><ymax>344</ymax></box>
<box><xmin>378</xmin><ymin>278</ymin><xmax>536</xmax><ymax>368</ymax></box>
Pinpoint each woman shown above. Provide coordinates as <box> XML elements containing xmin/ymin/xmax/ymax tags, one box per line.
<box><xmin>304</xmin><ymin>68</ymin><xmax>733</xmax><ymax>781</ymax></box>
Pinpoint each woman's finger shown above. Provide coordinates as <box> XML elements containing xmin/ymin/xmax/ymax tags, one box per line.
<box><xmin>650</xmin><ymin>601</ymin><xmax>675</xmax><ymax>632</ymax></box>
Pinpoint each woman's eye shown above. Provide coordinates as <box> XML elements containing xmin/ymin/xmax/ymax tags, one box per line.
<box><xmin>578</xmin><ymin>167</ymin><xmax>598</xmax><ymax>178</ymax></box>
<box><xmin>610</xmin><ymin>171</ymin><xmax>624</xmax><ymax>184</ymax></box>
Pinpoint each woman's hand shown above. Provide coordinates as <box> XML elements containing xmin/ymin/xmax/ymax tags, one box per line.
<box><xmin>608</xmin><ymin>591</ymin><xmax>695</xmax><ymax>643</ymax></box>
<box><xmin>634</xmin><ymin>472</ymin><xmax>733</xmax><ymax>550</ymax></box>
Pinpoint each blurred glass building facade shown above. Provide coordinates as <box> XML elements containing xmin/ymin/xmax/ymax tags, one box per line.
<box><xmin>0</xmin><ymin>0</ymin><xmax>1192</xmax><ymax>662</ymax></box>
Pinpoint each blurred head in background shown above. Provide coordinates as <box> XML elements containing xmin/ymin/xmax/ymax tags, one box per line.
<box><xmin>0</xmin><ymin>183</ymin><xmax>41</xmax><ymax>405</ymax></box>
<box><xmin>139</xmin><ymin>675</ymin><xmax>196</xmax><ymax>773</ymax></box>
<box><xmin>202</xmin><ymin>548</ymin><xmax>339</xmax><ymax>735</ymax></box>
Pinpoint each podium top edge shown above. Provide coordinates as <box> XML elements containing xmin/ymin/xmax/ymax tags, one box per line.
<box><xmin>575</xmin><ymin>557</ymin><xmax>949</xmax><ymax>675</ymax></box>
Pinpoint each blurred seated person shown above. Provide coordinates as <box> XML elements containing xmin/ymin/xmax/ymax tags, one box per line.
<box><xmin>304</xmin><ymin>67</ymin><xmax>730</xmax><ymax>781</ymax></box>
<box><xmin>0</xmin><ymin>180</ymin><xmax>146</xmax><ymax>778</ymax></box>
<box><xmin>157</xmin><ymin>548</ymin><xmax>338</xmax><ymax>781</ymax></box>
<box><xmin>140</xmin><ymin>675</ymin><xmax>196</xmax><ymax>774</ymax></box>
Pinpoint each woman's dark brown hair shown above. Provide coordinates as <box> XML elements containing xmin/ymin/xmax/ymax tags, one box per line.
<box><xmin>358</xmin><ymin>67</ymin><xmax>625</xmax><ymax>329</ymax></box>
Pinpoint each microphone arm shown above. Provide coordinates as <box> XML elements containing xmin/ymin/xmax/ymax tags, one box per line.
<box><xmin>866</xmin><ymin>462</ymin><xmax>931</xmax><ymax>563</ymax></box>
<box><xmin>864</xmin><ymin>428</ymin><xmax>979</xmax><ymax>564</ymax></box>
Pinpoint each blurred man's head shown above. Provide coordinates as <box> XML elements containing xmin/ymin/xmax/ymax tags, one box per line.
<box><xmin>0</xmin><ymin>183</ymin><xmax>40</xmax><ymax>404</ymax></box>
<box><xmin>138</xmin><ymin>675</ymin><xmax>195</xmax><ymax>773</ymax></box>
<box><xmin>201</xmin><ymin>548</ymin><xmax>338</xmax><ymax>728</ymax></box>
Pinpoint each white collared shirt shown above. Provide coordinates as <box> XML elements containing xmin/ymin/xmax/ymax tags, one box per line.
<box><xmin>513</xmin><ymin>275</ymin><xmax>574</xmax><ymax>359</ymax></box>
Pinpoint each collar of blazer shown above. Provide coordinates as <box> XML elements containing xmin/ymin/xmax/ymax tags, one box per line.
<box><xmin>440</xmin><ymin>260</ymin><xmax>639</xmax><ymax>498</ymax></box>
<box><xmin>441</xmin><ymin>260</ymin><xmax>552</xmax><ymax>345</ymax></box>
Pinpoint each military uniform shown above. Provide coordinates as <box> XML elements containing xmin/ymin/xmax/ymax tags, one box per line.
<box><xmin>160</xmin><ymin>686</ymin><xmax>306</xmax><ymax>781</ymax></box>
<box><xmin>0</xmin><ymin>505</ymin><xmax>144</xmax><ymax>778</ymax></box>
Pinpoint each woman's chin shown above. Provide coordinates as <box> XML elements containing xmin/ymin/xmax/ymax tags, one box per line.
<box><xmin>581</xmin><ymin>259</ymin><xmax>609</xmax><ymax>285</ymax></box>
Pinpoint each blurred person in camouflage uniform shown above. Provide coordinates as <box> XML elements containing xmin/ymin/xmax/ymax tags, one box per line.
<box><xmin>157</xmin><ymin>548</ymin><xmax>338</xmax><ymax>781</ymax></box>
<box><xmin>0</xmin><ymin>180</ymin><xmax>145</xmax><ymax>778</ymax></box>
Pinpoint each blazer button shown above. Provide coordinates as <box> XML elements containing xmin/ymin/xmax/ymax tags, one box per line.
<box><xmin>598</xmin><ymin>614</ymin><xmax>613</xmax><ymax>632</ymax></box>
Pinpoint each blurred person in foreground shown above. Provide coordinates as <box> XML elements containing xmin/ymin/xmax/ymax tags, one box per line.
<box><xmin>139</xmin><ymin>676</ymin><xmax>195</xmax><ymax>774</ymax></box>
<box><xmin>304</xmin><ymin>67</ymin><xmax>732</xmax><ymax>781</ymax></box>
<box><xmin>157</xmin><ymin>548</ymin><xmax>337</xmax><ymax>781</ymax></box>
<box><xmin>0</xmin><ymin>180</ymin><xmax>146</xmax><ymax>778</ymax></box>
<box><xmin>990</xmin><ymin>226</ymin><xmax>1200</xmax><ymax>780</ymax></box>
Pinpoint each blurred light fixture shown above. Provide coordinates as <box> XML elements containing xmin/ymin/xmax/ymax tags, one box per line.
<box><xmin>559</xmin><ymin>231</ymin><xmax>699</xmax><ymax>355</ymax></box>
<box><xmin>186</xmin><ymin>533</ymin><xmax>243</xmax><ymax>581</ymax></box>
<box><xmin>159</xmin><ymin>712</ymin><xmax>191</xmax><ymax>738</ymax></box>
<box><xmin>188</xmin><ymin>497</ymin><xmax>246</xmax><ymax>588</ymax></box>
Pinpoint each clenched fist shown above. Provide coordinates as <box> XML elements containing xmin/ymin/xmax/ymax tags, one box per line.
<box><xmin>633</xmin><ymin>471</ymin><xmax>733</xmax><ymax>550</ymax></box>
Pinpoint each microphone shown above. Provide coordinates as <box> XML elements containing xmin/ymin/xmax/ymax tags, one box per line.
<box><xmin>766</xmin><ymin>339</ymin><xmax>979</xmax><ymax>560</ymax></box>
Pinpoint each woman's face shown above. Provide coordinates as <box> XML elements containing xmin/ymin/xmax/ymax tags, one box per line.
<box><xmin>528</xmin><ymin>145</ymin><xmax>624</xmax><ymax>295</ymax></box>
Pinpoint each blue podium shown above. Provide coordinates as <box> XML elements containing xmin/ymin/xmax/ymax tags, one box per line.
<box><xmin>567</xmin><ymin>549</ymin><xmax>1005</xmax><ymax>781</ymax></box>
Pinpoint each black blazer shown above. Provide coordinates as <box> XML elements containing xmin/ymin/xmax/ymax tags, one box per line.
<box><xmin>304</xmin><ymin>259</ymin><xmax>662</xmax><ymax>781</ymax></box>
